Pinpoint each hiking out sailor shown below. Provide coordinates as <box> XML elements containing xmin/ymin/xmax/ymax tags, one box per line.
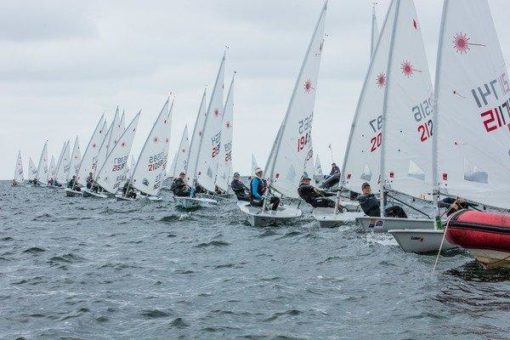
<box><xmin>122</xmin><ymin>181</ymin><xmax>137</xmax><ymax>199</ymax></box>
<box><xmin>170</xmin><ymin>172</ymin><xmax>192</xmax><ymax>197</ymax></box>
<box><xmin>250</xmin><ymin>167</ymin><xmax>280</xmax><ymax>211</ymax></box>
<box><xmin>357</xmin><ymin>182</ymin><xmax>407</xmax><ymax>218</ymax></box>
<box><xmin>298</xmin><ymin>175</ymin><xmax>336</xmax><ymax>208</ymax></box>
<box><xmin>67</xmin><ymin>176</ymin><xmax>81</xmax><ymax>191</ymax></box>
<box><xmin>86</xmin><ymin>172</ymin><xmax>94</xmax><ymax>189</ymax></box>
<box><xmin>329</xmin><ymin>163</ymin><xmax>340</xmax><ymax>176</ymax></box>
<box><xmin>231</xmin><ymin>172</ymin><xmax>249</xmax><ymax>201</ymax></box>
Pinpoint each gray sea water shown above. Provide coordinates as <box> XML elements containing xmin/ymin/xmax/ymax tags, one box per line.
<box><xmin>1</xmin><ymin>181</ymin><xmax>510</xmax><ymax>339</ymax></box>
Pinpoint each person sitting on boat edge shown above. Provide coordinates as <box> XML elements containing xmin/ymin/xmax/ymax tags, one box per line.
<box><xmin>231</xmin><ymin>172</ymin><xmax>249</xmax><ymax>201</ymax></box>
<box><xmin>12</xmin><ymin>179</ymin><xmax>18</xmax><ymax>187</ymax></box>
<box><xmin>67</xmin><ymin>176</ymin><xmax>81</xmax><ymax>191</ymax></box>
<box><xmin>170</xmin><ymin>172</ymin><xmax>192</xmax><ymax>197</ymax></box>
<box><xmin>357</xmin><ymin>182</ymin><xmax>407</xmax><ymax>218</ymax></box>
<box><xmin>439</xmin><ymin>197</ymin><xmax>470</xmax><ymax>216</ymax></box>
<box><xmin>86</xmin><ymin>172</ymin><xmax>94</xmax><ymax>189</ymax></box>
<box><xmin>329</xmin><ymin>163</ymin><xmax>340</xmax><ymax>176</ymax></box>
<box><xmin>122</xmin><ymin>181</ymin><xmax>137</xmax><ymax>199</ymax></box>
<box><xmin>250</xmin><ymin>167</ymin><xmax>280</xmax><ymax>211</ymax></box>
<box><xmin>298</xmin><ymin>175</ymin><xmax>336</xmax><ymax>208</ymax></box>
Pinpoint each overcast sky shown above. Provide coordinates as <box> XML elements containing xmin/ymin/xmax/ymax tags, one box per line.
<box><xmin>2</xmin><ymin>0</ymin><xmax>509</xmax><ymax>180</ymax></box>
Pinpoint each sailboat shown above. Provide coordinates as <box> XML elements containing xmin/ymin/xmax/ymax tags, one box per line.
<box><xmin>83</xmin><ymin>110</ymin><xmax>124</xmax><ymax>198</ymax></box>
<box><xmin>66</xmin><ymin>136</ymin><xmax>81</xmax><ymax>184</ymax></box>
<box><xmin>28</xmin><ymin>157</ymin><xmax>37</xmax><ymax>184</ymax></box>
<box><xmin>214</xmin><ymin>73</ymin><xmax>236</xmax><ymax>195</ymax></box>
<box><xmin>314</xmin><ymin>2</ymin><xmax>393</xmax><ymax>227</ymax></box>
<box><xmin>54</xmin><ymin>140</ymin><xmax>70</xmax><ymax>187</ymax></box>
<box><xmin>175</xmin><ymin>53</ymin><xmax>226</xmax><ymax>209</ymax></box>
<box><xmin>94</xmin><ymin>112</ymin><xmax>141</xmax><ymax>198</ymax></box>
<box><xmin>12</xmin><ymin>150</ymin><xmax>24</xmax><ymax>186</ymax></box>
<box><xmin>49</xmin><ymin>141</ymin><xmax>68</xmax><ymax>188</ymax></box>
<box><xmin>66</xmin><ymin>115</ymin><xmax>106</xmax><ymax>196</ymax></box>
<box><xmin>238</xmin><ymin>1</ymin><xmax>327</xmax><ymax>227</ymax></box>
<box><xmin>390</xmin><ymin>0</ymin><xmax>510</xmax><ymax>255</ymax></box>
<box><xmin>353</xmin><ymin>0</ymin><xmax>436</xmax><ymax>232</ymax></box>
<box><xmin>49</xmin><ymin>155</ymin><xmax>56</xmax><ymax>183</ymax></box>
<box><xmin>168</xmin><ymin>125</ymin><xmax>189</xmax><ymax>180</ymax></box>
<box><xmin>313</xmin><ymin>154</ymin><xmax>324</xmax><ymax>184</ymax></box>
<box><xmin>35</xmin><ymin>141</ymin><xmax>49</xmax><ymax>187</ymax></box>
<box><xmin>118</xmin><ymin>99</ymin><xmax>172</xmax><ymax>201</ymax></box>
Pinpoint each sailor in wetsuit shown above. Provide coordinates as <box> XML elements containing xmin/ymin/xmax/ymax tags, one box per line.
<box><xmin>67</xmin><ymin>175</ymin><xmax>81</xmax><ymax>191</ymax></box>
<box><xmin>357</xmin><ymin>182</ymin><xmax>407</xmax><ymax>218</ymax></box>
<box><xmin>250</xmin><ymin>167</ymin><xmax>280</xmax><ymax>211</ymax></box>
<box><xmin>170</xmin><ymin>172</ymin><xmax>191</xmax><ymax>197</ymax></box>
<box><xmin>231</xmin><ymin>172</ymin><xmax>250</xmax><ymax>201</ymax></box>
<box><xmin>122</xmin><ymin>181</ymin><xmax>137</xmax><ymax>199</ymax></box>
<box><xmin>298</xmin><ymin>175</ymin><xmax>336</xmax><ymax>208</ymax></box>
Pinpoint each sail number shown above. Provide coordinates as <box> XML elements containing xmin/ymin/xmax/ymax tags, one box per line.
<box><xmin>211</xmin><ymin>132</ymin><xmax>222</xmax><ymax>158</ymax></box>
<box><xmin>473</xmin><ymin>72</ymin><xmax>510</xmax><ymax>133</ymax></box>
<box><xmin>298</xmin><ymin>114</ymin><xmax>313</xmax><ymax>134</ymax></box>
<box><xmin>369</xmin><ymin>115</ymin><xmax>383</xmax><ymax>152</ymax></box>
<box><xmin>412</xmin><ymin>97</ymin><xmax>433</xmax><ymax>143</ymax></box>
<box><xmin>418</xmin><ymin>120</ymin><xmax>433</xmax><ymax>142</ymax></box>
<box><xmin>297</xmin><ymin>132</ymin><xmax>311</xmax><ymax>152</ymax></box>
<box><xmin>147</xmin><ymin>152</ymin><xmax>166</xmax><ymax>172</ymax></box>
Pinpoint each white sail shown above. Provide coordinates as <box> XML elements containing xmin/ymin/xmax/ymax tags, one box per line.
<box><xmin>130</xmin><ymin>99</ymin><xmax>173</xmax><ymax>196</ymax></box>
<box><xmin>186</xmin><ymin>90</ymin><xmax>207</xmax><ymax>182</ymax></box>
<box><xmin>371</xmin><ymin>5</ymin><xmax>380</xmax><ymax>59</ymax></box>
<box><xmin>267</xmin><ymin>2</ymin><xmax>327</xmax><ymax>198</ymax></box>
<box><xmin>95</xmin><ymin>110</ymin><xmax>120</xmax><ymax>178</ymax></box>
<box><xmin>14</xmin><ymin>151</ymin><xmax>24</xmax><ymax>183</ymax></box>
<box><xmin>314</xmin><ymin>154</ymin><xmax>323</xmax><ymax>176</ymax></box>
<box><xmin>194</xmin><ymin>53</ymin><xmax>226</xmax><ymax>192</ymax></box>
<box><xmin>55</xmin><ymin>141</ymin><xmax>70</xmax><ymax>184</ymax></box>
<box><xmin>96</xmin><ymin>112</ymin><xmax>141</xmax><ymax>194</ymax></box>
<box><xmin>251</xmin><ymin>154</ymin><xmax>258</xmax><ymax>176</ymax></box>
<box><xmin>49</xmin><ymin>156</ymin><xmax>56</xmax><ymax>180</ymax></box>
<box><xmin>36</xmin><ymin>141</ymin><xmax>49</xmax><ymax>184</ymax></box>
<box><xmin>28</xmin><ymin>157</ymin><xmax>37</xmax><ymax>181</ymax></box>
<box><xmin>216</xmin><ymin>74</ymin><xmax>236</xmax><ymax>192</ymax></box>
<box><xmin>113</xmin><ymin>109</ymin><xmax>126</xmax><ymax>150</ymax></box>
<box><xmin>76</xmin><ymin>115</ymin><xmax>106</xmax><ymax>186</ymax></box>
<box><xmin>67</xmin><ymin>136</ymin><xmax>81</xmax><ymax>181</ymax></box>
<box><xmin>342</xmin><ymin>1</ymin><xmax>397</xmax><ymax>194</ymax></box>
<box><xmin>434</xmin><ymin>0</ymin><xmax>510</xmax><ymax>209</ymax></box>
<box><xmin>170</xmin><ymin>125</ymin><xmax>190</xmax><ymax>178</ymax></box>
<box><xmin>380</xmin><ymin>0</ymin><xmax>434</xmax><ymax>200</ymax></box>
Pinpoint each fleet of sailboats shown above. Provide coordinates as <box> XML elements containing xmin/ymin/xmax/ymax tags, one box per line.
<box><xmin>11</xmin><ymin>0</ymin><xmax>510</xmax><ymax>268</ymax></box>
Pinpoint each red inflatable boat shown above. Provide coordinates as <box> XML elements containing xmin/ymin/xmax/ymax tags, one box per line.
<box><xmin>446</xmin><ymin>210</ymin><xmax>510</xmax><ymax>269</ymax></box>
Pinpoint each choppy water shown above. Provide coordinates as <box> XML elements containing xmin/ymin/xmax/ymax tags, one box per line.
<box><xmin>1</xmin><ymin>181</ymin><xmax>510</xmax><ymax>339</ymax></box>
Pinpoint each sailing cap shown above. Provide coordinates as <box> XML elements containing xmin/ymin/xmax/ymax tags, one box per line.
<box><xmin>255</xmin><ymin>167</ymin><xmax>263</xmax><ymax>174</ymax></box>
<box><xmin>234</xmin><ymin>172</ymin><xmax>240</xmax><ymax>177</ymax></box>
<box><xmin>179</xmin><ymin>172</ymin><xmax>186</xmax><ymax>176</ymax></box>
<box><xmin>362</xmin><ymin>182</ymin><xmax>370</xmax><ymax>189</ymax></box>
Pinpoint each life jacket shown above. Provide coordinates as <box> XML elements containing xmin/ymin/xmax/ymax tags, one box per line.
<box><xmin>249</xmin><ymin>177</ymin><xmax>266</xmax><ymax>200</ymax></box>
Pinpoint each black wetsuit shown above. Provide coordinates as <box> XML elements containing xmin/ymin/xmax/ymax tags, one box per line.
<box><xmin>170</xmin><ymin>178</ymin><xmax>191</xmax><ymax>197</ymax></box>
<box><xmin>298</xmin><ymin>183</ymin><xmax>336</xmax><ymax>208</ymax></box>
<box><xmin>357</xmin><ymin>194</ymin><xmax>407</xmax><ymax>218</ymax></box>
<box><xmin>231</xmin><ymin>179</ymin><xmax>250</xmax><ymax>201</ymax></box>
<box><xmin>122</xmin><ymin>182</ymin><xmax>137</xmax><ymax>198</ymax></box>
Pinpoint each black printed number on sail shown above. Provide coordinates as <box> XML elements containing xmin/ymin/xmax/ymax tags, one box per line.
<box><xmin>112</xmin><ymin>156</ymin><xmax>128</xmax><ymax>171</ymax></box>
<box><xmin>412</xmin><ymin>96</ymin><xmax>433</xmax><ymax>142</ymax></box>
<box><xmin>369</xmin><ymin>115</ymin><xmax>383</xmax><ymax>152</ymax></box>
<box><xmin>474</xmin><ymin>72</ymin><xmax>510</xmax><ymax>133</ymax></box>
<box><xmin>224</xmin><ymin>142</ymin><xmax>232</xmax><ymax>162</ymax></box>
<box><xmin>211</xmin><ymin>132</ymin><xmax>222</xmax><ymax>158</ymax></box>
<box><xmin>297</xmin><ymin>114</ymin><xmax>313</xmax><ymax>152</ymax></box>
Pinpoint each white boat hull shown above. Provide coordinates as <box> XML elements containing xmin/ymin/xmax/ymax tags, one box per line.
<box><xmin>237</xmin><ymin>202</ymin><xmax>302</xmax><ymax>227</ymax></box>
<box><xmin>174</xmin><ymin>196</ymin><xmax>217</xmax><ymax>209</ymax></box>
<box><xmin>356</xmin><ymin>216</ymin><xmax>435</xmax><ymax>232</ymax></box>
<box><xmin>389</xmin><ymin>229</ymin><xmax>457</xmax><ymax>254</ymax></box>
<box><xmin>467</xmin><ymin>249</ymin><xmax>510</xmax><ymax>269</ymax></box>
<box><xmin>65</xmin><ymin>188</ymin><xmax>83</xmax><ymax>197</ymax></box>
<box><xmin>82</xmin><ymin>189</ymin><xmax>109</xmax><ymax>199</ymax></box>
<box><xmin>312</xmin><ymin>208</ymin><xmax>364</xmax><ymax>227</ymax></box>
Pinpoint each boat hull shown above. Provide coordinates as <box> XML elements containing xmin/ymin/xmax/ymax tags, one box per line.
<box><xmin>446</xmin><ymin>210</ymin><xmax>510</xmax><ymax>269</ymax></box>
<box><xmin>389</xmin><ymin>229</ymin><xmax>457</xmax><ymax>254</ymax></box>
<box><xmin>356</xmin><ymin>216</ymin><xmax>434</xmax><ymax>232</ymax></box>
<box><xmin>65</xmin><ymin>188</ymin><xmax>83</xmax><ymax>197</ymax></box>
<box><xmin>237</xmin><ymin>202</ymin><xmax>302</xmax><ymax>227</ymax></box>
<box><xmin>312</xmin><ymin>208</ymin><xmax>364</xmax><ymax>227</ymax></box>
<box><xmin>174</xmin><ymin>196</ymin><xmax>217</xmax><ymax>209</ymax></box>
<box><xmin>82</xmin><ymin>189</ymin><xmax>108</xmax><ymax>199</ymax></box>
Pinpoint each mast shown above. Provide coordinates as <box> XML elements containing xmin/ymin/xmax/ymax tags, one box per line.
<box><xmin>370</xmin><ymin>4</ymin><xmax>378</xmax><ymax>59</ymax></box>
<box><xmin>187</xmin><ymin>89</ymin><xmax>207</xmax><ymax>178</ymax></box>
<box><xmin>267</xmin><ymin>0</ymin><xmax>328</xmax><ymax>183</ymax></box>
<box><xmin>432</xmin><ymin>0</ymin><xmax>449</xmax><ymax>226</ymax></box>
<box><xmin>379</xmin><ymin>0</ymin><xmax>401</xmax><ymax>217</ymax></box>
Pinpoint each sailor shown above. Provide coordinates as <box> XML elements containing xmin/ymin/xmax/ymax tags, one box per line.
<box><xmin>12</xmin><ymin>179</ymin><xmax>18</xmax><ymax>187</ymax></box>
<box><xmin>122</xmin><ymin>181</ymin><xmax>137</xmax><ymax>199</ymax></box>
<box><xmin>86</xmin><ymin>172</ymin><xmax>94</xmax><ymax>189</ymax></box>
<box><xmin>67</xmin><ymin>176</ymin><xmax>81</xmax><ymax>191</ymax></box>
<box><xmin>297</xmin><ymin>175</ymin><xmax>336</xmax><ymax>208</ymax></box>
<box><xmin>231</xmin><ymin>172</ymin><xmax>250</xmax><ymax>201</ymax></box>
<box><xmin>249</xmin><ymin>167</ymin><xmax>280</xmax><ymax>211</ymax></box>
<box><xmin>357</xmin><ymin>182</ymin><xmax>407</xmax><ymax>218</ymax></box>
<box><xmin>439</xmin><ymin>197</ymin><xmax>469</xmax><ymax>216</ymax></box>
<box><xmin>329</xmin><ymin>163</ymin><xmax>340</xmax><ymax>176</ymax></box>
<box><xmin>170</xmin><ymin>172</ymin><xmax>192</xmax><ymax>197</ymax></box>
